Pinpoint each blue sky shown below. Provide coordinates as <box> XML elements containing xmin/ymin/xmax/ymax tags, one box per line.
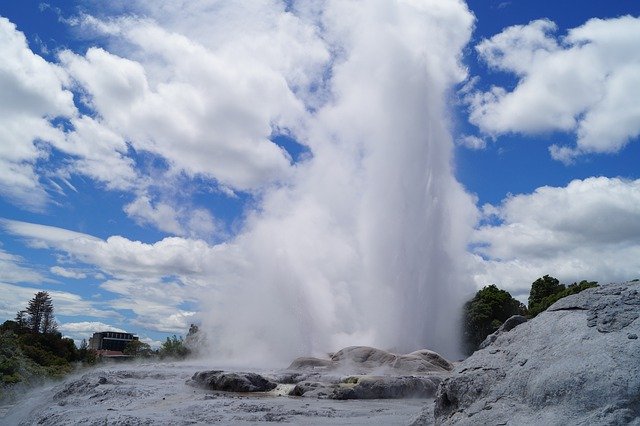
<box><xmin>1</xmin><ymin>0</ymin><xmax>639</xmax><ymax>354</ymax></box>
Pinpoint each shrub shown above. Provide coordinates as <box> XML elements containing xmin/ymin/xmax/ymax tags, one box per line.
<box><xmin>528</xmin><ymin>277</ymin><xmax>598</xmax><ymax>317</ymax></box>
<box><xmin>462</xmin><ymin>285</ymin><xmax>527</xmax><ymax>355</ymax></box>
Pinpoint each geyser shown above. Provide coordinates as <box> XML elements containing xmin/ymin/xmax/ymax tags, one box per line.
<box><xmin>196</xmin><ymin>0</ymin><xmax>478</xmax><ymax>363</ymax></box>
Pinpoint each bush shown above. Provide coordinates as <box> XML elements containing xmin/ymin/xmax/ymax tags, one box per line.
<box><xmin>462</xmin><ymin>285</ymin><xmax>527</xmax><ymax>355</ymax></box>
<box><xmin>123</xmin><ymin>340</ymin><xmax>153</xmax><ymax>358</ymax></box>
<box><xmin>528</xmin><ymin>277</ymin><xmax>597</xmax><ymax>317</ymax></box>
<box><xmin>2</xmin><ymin>372</ymin><xmax>22</xmax><ymax>385</ymax></box>
<box><xmin>159</xmin><ymin>335</ymin><xmax>190</xmax><ymax>359</ymax></box>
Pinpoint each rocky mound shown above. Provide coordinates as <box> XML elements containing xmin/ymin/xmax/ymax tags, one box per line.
<box><xmin>422</xmin><ymin>282</ymin><xmax>640</xmax><ymax>425</ymax></box>
<box><xmin>288</xmin><ymin>346</ymin><xmax>453</xmax><ymax>374</ymax></box>
<box><xmin>188</xmin><ymin>346</ymin><xmax>452</xmax><ymax>400</ymax></box>
<box><xmin>189</xmin><ymin>370</ymin><xmax>278</xmax><ymax>393</ymax></box>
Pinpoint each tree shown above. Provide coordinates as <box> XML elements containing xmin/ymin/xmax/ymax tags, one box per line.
<box><xmin>462</xmin><ymin>285</ymin><xmax>527</xmax><ymax>355</ymax></box>
<box><xmin>528</xmin><ymin>275</ymin><xmax>564</xmax><ymax>313</ymax></box>
<box><xmin>23</xmin><ymin>291</ymin><xmax>57</xmax><ymax>334</ymax></box>
<box><xmin>124</xmin><ymin>340</ymin><xmax>153</xmax><ymax>358</ymax></box>
<box><xmin>159</xmin><ymin>335</ymin><xmax>189</xmax><ymax>359</ymax></box>
<box><xmin>528</xmin><ymin>277</ymin><xmax>598</xmax><ymax>317</ymax></box>
<box><xmin>14</xmin><ymin>310</ymin><xmax>28</xmax><ymax>329</ymax></box>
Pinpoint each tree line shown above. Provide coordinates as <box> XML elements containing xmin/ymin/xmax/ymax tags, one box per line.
<box><xmin>1</xmin><ymin>292</ymin><xmax>82</xmax><ymax>389</ymax></box>
<box><xmin>1</xmin><ymin>292</ymin><xmax>203</xmax><ymax>393</ymax></box>
<box><xmin>462</xmin><ymin>275</ymin><xmax>598</xmax><ymax>355</ymax></box>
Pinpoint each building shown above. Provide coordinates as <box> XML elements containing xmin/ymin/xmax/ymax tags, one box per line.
<box><xmin>89</xmin><ymin>331</ymin><xmax>138</xmax><ymax>353</ymax></box>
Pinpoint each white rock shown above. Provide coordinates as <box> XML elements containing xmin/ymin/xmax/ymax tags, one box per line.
<box><xmin>425</xmin><ymin>282</ymin><xmax>640</xmax><ymax>426</ymax></box>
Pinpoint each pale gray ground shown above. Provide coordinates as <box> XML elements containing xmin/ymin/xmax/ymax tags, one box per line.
<box><xmin>1</xmin><ymin>361</ymin><xmax>434</xmax><ymax>425</ymax></box>
<box><xmin>424</xmin><ymin>282</ymin><xmax>640</xmax><ymax>426</ymax></box>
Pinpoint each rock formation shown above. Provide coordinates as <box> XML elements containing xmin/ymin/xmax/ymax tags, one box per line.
<box><xmin>188</xmin><ymin>346</ymin><xmax>453</xmax><ymax>400</ymax></box>
<box><xmin>189</xmin><ymin>370</ymin><xmax>277</xmax><ymax>393</ymax></box>
<box><xmin>420</xmin><ymin>282</ymin><xmax>640</xmax><ymax>425</ymax></box>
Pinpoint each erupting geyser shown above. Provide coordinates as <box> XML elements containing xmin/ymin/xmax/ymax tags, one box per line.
<box><xmin>198</xmin><ymin>0</ymin><xmax>478</xmax><ymax>363</ymax></box>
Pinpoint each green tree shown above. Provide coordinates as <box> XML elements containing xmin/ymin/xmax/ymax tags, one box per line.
<box><xmin>124</xmin><ymin>340</ymin><xmax>153</xmax><ymax>358</ymax></box>
<box><xmin>528</xmin><ymin>278</ymin><xmax>598</xmax><ymax>317</ymax></box>
<box><xmin>528</xmin><ymin>275</ymin><xmax>564</xmax><ymax>313</ymax></box>
<box><xmin>462</xmin><ymin>285</ymin><xmax>527</xmax><ymax>355</ymax></box>
<box><xmin>159</xmin><ymin>335</ymin><xmax>189</xmax><ymax>359</ymax></box>
<box><xmin>24</xmin><ymin>291</ymin><xmax>56</xmax><ymax>334</ymax></box>
<box><xmin>14</xmin><ymin>310</ymin><xmax>28</xmax><ymax>330</ymax></box>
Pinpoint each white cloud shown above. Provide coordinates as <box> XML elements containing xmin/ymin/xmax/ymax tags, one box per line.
<box><xmin>60</xmin><ymin>11</ymin><xmax>322</xmax><ymax>192</ymax></box>
<box><xmin>139</xmin><ymin>337</ymin><xmax>163</xmax><ymax>349</ymax></box>
<box><xmin>1</xmin><ymin>220</ymin><xmax>213</xmax><ymax>332</ymax></box>
<box><xmin>124</xmin><ymin>195</ymin><xmax>184</xmax><ymax>236</ymax></box>
<box><xmin>58</xmin><ymin>321</ymin><xmax>126</xmax><ymax>334</ymax></box>
<box><xmin>471</xmin><ymin>177</ymin><xmax>640</xmax><ymax>299</ymax></box>
<box><xmin>0</xmin><ymin>17</ymin><xmax>75</xmax><ymax>210</ymax></box>
<box><xmin>457</xmin><ymin>134</ymin><xmax>487</xmax><ymax>150</ymax></box>
<box><xmin>468</xmin><ymin>16</ymin><xmax>640</xmax><ymax>160</ymax></box>
<box><xmin>1</xmin><ymin>219</ymin><xmax>219</xmax><ymax>278</ymax></box>
<box><xmin>124</xmin><ymin>193</ymin><xmax>220</xmax><ymax>239</ymax></box>
<box><xmin>50</xmin><ymin>266</ymin><xmax>87</xmax><ymax>279</ymax></box>
<box><xmin>0</xmin><ymin>248</ymin><xmax>45</xmax><ymax>283</ymax></box>
<box><xmin>0</xmin><ymin>282</ymin><xmax>118</xmax><ymax>321</ymax></box>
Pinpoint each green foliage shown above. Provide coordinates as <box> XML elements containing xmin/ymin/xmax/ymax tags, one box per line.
<box><xmin>528</xmin><ymin>278</ymin><xmax>598</xmax><ymax>317</ymax></box>
<box><xmin>159</xmin><ymin>335</ymin><xmax>190</xmax><ymax>359</ymax></box>
<box><xmin>528</xmin><ymin>275</ymin><xmax>564</xmax><ymax>312</ymax></box>
<box><xmin>0</xmin><ymin>292</ymin><xmax>96</xmax><ymax>393</ymax></box>
<box><xmin>25</xmin><ymin>291</ymin><xmax>57</xmax><ymax>334</ymax></box>
<box><xmin>123</xmin><ymin>340</ymin><xmax>153</xmax><ymax>358</ymax></box>
<box><xmin>462</xmin><ymin>285</ymin><xmax>527</xmax><ymax>355</ymax></box>
<box><xmin>0</xmin><ymin>345</ymin><xmax>23</xmax><ymax>385</ymax></box>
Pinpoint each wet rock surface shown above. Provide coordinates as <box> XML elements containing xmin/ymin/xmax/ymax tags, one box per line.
<box><xmin>3</xmin><ymin>363</ymin><xmax>428</xmax><ymax>425</ymax></box>
<box><xmin>272</xmin><ymin>346</ymin><xmax>451</xmax><ymax>400</ymax></box>
<box><xmin>184</xmin><ymin>346</ymin><xmax>452</xmax><ymax>402</ymax></box>
<box><xmin>420</xmin><ymin>282</ymin><xmax>640</xmax><ymax>426</ymax></box>
<box><xmin>479</xmin><ymin>315</ymin><xmax>527</xmax><ymax>350</ymax></box>
<box><xmin>286</xmin><ymin>346</ymin><xmax>453</xmax><ymax>375</ymax></box>
<box><xmin>188</xmin><ymin>370</ymin><xmax>277</xmax><ymax>392</ymax></box>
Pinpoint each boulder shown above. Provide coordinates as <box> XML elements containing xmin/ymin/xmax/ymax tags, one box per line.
<box><xmin>189</xmin><ymin>370</ymin><xmax>277</xmax><ymax>393</ymax></box>
<box><xmin>426</xmin><ymin>282</ymin><xmax>640</xmax><ymax>425</ymax></box>
<box><xmin>479</xmin><ymin>315</ymin><xmax>527</xmax><ymax>349</ymax></box>
<box><xmin>191</xmin><ymin>346</ymin><xmax>453</xmax><ymax>400</ymax></box>
<box><xmin>286</xmin><ymin>357</ymin><xmax>334</xmax><ymax>370</ymax></box>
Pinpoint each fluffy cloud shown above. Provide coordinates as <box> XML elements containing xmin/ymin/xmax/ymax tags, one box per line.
<box><xmin>60</xmin><ymin>10</ymin><xmax>324</xmax><ymax>192</ymax></box>
<box><xmin>50</xmin><ymin>266</ymin><xmax>87</xmax><ymax>279</ymax></box>
<box><xmin>0</xmin><ymin>282</ymin><xmax>118</xmax><ymax>320</ymax></box>
<box><xmin>471</xmin><ymin>177</ymin><xmax>640</xmax><ymax>299</ymax></box>
<box><xmin>1</xmin><ymin>219</ymin><xmax>222</xmax><ymax>279</ymax></box>
<box><xmin>0</xmin><ymin>17</ymin><xmax>75</xmax><ymax>209</ymax></box>
<box><xmin>467</xmin><ymin>16</ymin><xmax>640</xmax><ymax>161</ymax></box>
<box><xmin>457</xmin><ymin>134</ymin><xmax>487</xmax><ymax>150</ymax></box>
<box><xmin>124</xmin><ymin>194</ymin><xmax>220</xmax><ymax>239</ymax></box>
<box><xmin>58</xmin><ymin>321</ymin><xmax>126</xmax><ymax>335</ymax></box>
<box><xmin>2</xmin><ymin>220</ymin><xmax>213</xmax><ymax>332</ymax></box>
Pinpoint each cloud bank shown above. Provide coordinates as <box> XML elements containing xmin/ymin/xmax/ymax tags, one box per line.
<box><xmin>467</xmin><ymin>16</ymin><xmax>640</xmax><ymax>161</ymax></box>
<box><xmin>472</xmin><ymin>177</ymin><xmax>640</xmax><ymax>299</ymax></box>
